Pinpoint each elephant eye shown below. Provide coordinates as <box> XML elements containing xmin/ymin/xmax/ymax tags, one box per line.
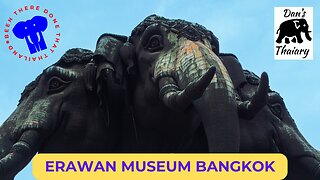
<box><xmin>145</xmin><ymin>35</ymin><xmax>163</xmax><ymax>52</ymax></box>
<box><xmin>269</xmin><ymin>103</ymin><xmax>282</xmax><ymax>120</ymax></box>
<box><xmin>48</xmin><ymin>77</ymin><xmax>70</xmax><ymax>93</ymax></box>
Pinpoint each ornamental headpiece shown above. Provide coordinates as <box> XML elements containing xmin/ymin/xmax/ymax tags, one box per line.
<box><xmin>56</xmin><ymin>48</ymin><xmax>94</xmax><ymax>66</ymax></box>
<box><xmin>130</xmin><ymin>14</ymin><xmax>219</xmax><ymax>53</ymax></box>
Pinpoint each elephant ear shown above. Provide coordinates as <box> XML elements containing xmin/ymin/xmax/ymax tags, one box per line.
<box><xmin>12</xmin><ymin>21</ymin><xmax>26</xmax><ymax>39</ymax></box>
<box><xmin>32</xmin><ymin>16</ymin><xmax>48</xmax><ymax>32</ymax></box>
<box><xmin>293</xmin><ymin>20</ymin><xmax>300</xmax><ymax>29</ymax></box>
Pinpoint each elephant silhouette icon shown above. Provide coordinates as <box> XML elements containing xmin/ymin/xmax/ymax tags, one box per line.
<box><xmin>12</xmin><ymin>16</ymin><xmax>48</xmax><ymax>54</ymax></box>
<box><xmin>276</xmin><ymin>18</ymin><xmax>312</xmax><ymax>44</ymax></box>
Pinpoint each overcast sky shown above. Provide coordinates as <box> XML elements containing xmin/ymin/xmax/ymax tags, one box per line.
<box><xmin>1</xmin><ymin>0</ymin><xmax>319</xmax><ymax>179</ymax></box>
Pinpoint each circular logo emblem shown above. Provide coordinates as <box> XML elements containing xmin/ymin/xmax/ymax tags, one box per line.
<box><xmin>3</xmin><ymin>5</ymin><xmax>61</xmax><ymax>61</ymax></box>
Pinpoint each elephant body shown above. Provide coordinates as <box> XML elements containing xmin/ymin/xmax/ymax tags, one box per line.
<box><xmin>276</xmin><ymin>18</ymin><xmax>312</xmax><ymax>44</ymax></box>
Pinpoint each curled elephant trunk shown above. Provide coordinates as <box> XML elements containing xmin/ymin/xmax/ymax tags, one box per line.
<box><xmin>158</xmin><ymin>66</ymin><xmax>216</xmax><ymax>111</ymax></box>
<box><xmin>154</xmin><ymin>38</ymin><xmax>240</xmax><ymax>152</ymax></box>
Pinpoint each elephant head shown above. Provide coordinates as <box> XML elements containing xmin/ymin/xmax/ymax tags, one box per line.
<box><xmin>12</xmin><ymin>16</ymin><xmax>48</xmax><ymax>54</ymax></box>
<box><xmin>119</xmin><ymin>15</ymin><xmax>268</xmax><ymax>152</ymax></box>
<box><xmin>233</xmin><ymin>68</ymin><xmax>320</xmax><ymax>179</ymax></box>
<box><xmin>0</xmin><ymin>48</ymin><xmax>124</xmax><ymax>179</ymax></box>
<box><xmin>268</xmin><ymin>92</ymin><xmax>320</xmax><ymax>179</ymax></box>
<box><xmin>294</xmin><ymin>18</ymin><xmax>312</xmax><ymax>41</ymax></box>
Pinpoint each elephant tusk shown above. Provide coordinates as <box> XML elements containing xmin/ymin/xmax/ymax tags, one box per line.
<box><xmin>26</xmin><ymin>35</ymin><xmax>33</xmax><ymax>45</ymax></box>
<box><xmin>159</xmin><ymin>66</ymin><xmax>216</xmax><ymax>111</ymax></box>
<box><xmin>238</xmin><ymin>72</ymin><xmax>269</xmax><ymax>119</ymax></box>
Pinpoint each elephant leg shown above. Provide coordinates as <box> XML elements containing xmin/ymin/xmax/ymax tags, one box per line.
<box><xmin>25</xmin><ymin>38</ymin><xmax>37</xmax><ymax>54</ymax></box>
<box><xmin>38</xmin><ymin>32</ymin><xmax>47</xmax><ymax>51</ymax></box>
<box><xmin>0</xmin><ymin>129</ymin><xmax>41</xmax><ymax>179</ymax></box>
<box><xmin>285</xmin><ymin>38</ymin><xmax>290</xmax><ymax>44</ymax></box>
<box><xmin>296</xmin><ymin>34</ymin><xmax>303</xmax><ymax>43</ymax></box>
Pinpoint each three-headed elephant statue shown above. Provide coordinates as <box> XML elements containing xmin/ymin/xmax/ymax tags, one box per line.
<box><xmin>276</xmin><ymin>18</ymin><xmax>312</xmax><ymax>44</ymax></box>
<box><xmin>0</xmin><ymin>14</ymin><xmax>319</xmax><ymax>180</ymax></box>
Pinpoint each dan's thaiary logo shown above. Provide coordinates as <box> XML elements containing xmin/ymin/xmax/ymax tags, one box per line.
<box><xmin>3</xmin><ymin>5</ymin><xmax>61</xmax><ymax>61</ymax></box>
<box><xmin>274</xmin><ymin>7</ymin><xmax>313</xmax><ymax>60</ymax></box>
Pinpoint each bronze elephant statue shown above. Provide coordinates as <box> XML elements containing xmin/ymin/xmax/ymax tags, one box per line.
<box><xmin>0</xmin><ymin>15</ymin><xmax>319</xmax><ymax>180</ymax></box>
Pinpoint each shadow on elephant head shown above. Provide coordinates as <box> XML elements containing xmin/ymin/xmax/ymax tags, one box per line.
<box><xmin>117</xmin><ymin>15</ymin><xmax>269</xmax><ymax>152</ymax></box>
<box><xmin>0</xmin><ymin>44</ymin><xmax>127</xmax><ymax>179</ymax></box>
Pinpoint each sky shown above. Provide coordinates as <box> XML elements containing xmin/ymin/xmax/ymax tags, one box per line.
<box><xmin>0</xmin><ymin>0</ymin><xmax>319</xmax><ymax>179</ymax></box>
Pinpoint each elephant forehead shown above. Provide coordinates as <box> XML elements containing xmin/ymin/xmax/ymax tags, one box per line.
<box><xmin>26</xmin><ymin>19</ymin><xmax>32</xmax><ymax>24</ymax></box>
<box><xmin>131</xmin><ymin>14</ymin><xmax>217</xmax><ymax>47</ymax></box>
<box><xmin>154</xmin><ymin>37</ymin><xmax>234</xmax><ymax>94</ymax></box>
<box><xmin>154</xmin><ymin>38</ymin><xmax>209</xmax><ymax>78</ymax></box>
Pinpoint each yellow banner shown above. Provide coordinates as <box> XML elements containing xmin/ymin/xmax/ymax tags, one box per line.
<box><xmin>32</xmin><ymin>153</ymin><xmax>287</xmax><ymax>180</ymax></box>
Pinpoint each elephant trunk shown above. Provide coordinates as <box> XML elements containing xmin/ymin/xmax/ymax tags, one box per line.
<box><xmin>158</xmin><ymin>67</ymin><xmax>216</xmax><ymax>111</ymax></box>
<box><xmin>154</xmin><ymin>38</ymin><xmax>240</xmax><ymax>152</ymax></box>
<box><xmin>0</xmin><ymin>98</ymin><xmax>50</xmax><ymax>179</ymax></box>
<box><xmin>0</xmin><ymin>98</ymin><xmax>51</xmax><ymax>159</ymax></box>
<box><xmin>270</xmin><ymin>97</ymin><xmax>320</xmax><ymax>179</ymax></box>
<box><xmin>305</xmin><ymin>31</ymin><xmax>312</xmax><ymax>41</ymax></box>
<box><xmin>0</xmin><ymin>110</ymin><xmax>19</xmax><ymax>159</ymax></box>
